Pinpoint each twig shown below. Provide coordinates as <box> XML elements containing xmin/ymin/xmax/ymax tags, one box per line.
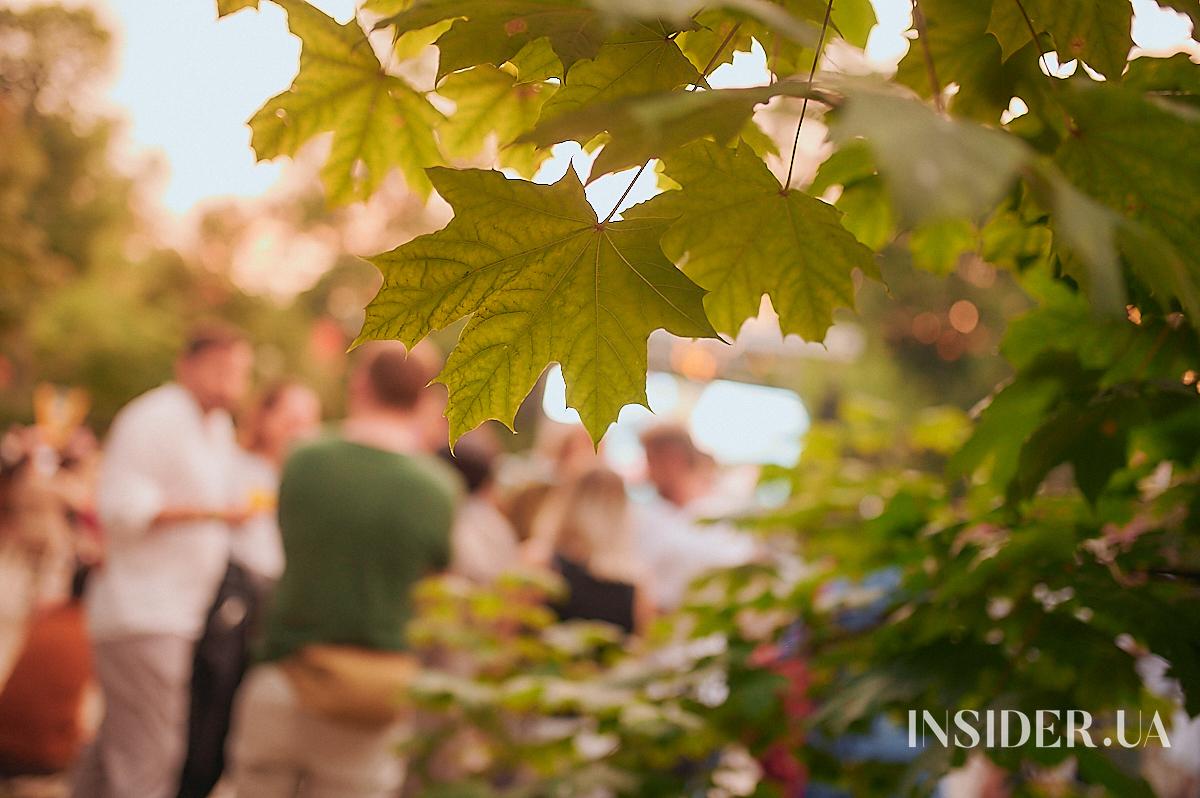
<box><xmin>911</xmin><ymin>0</ymin><xmax>943</xmax><ymax>112</ymax></box>
<box><xmin>784</xmin><ymin>0</ymin><xmax>835</xmax><ymax>190</ymax></box>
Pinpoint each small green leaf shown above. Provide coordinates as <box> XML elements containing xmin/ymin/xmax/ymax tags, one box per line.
<box><xmin>627</xmin><ymin>140</ymin><xmax>874</xmax><ymax>341</ymax></box>
<box><xmin>1055</xmin><ymin>83</ymin><xmax>1200</xmax><ymax>299</ymax></box>
<box><xmin>391</xmin><ymin>18</ymin><xmax>455</xmax><ymax>59</ymax></box>
<box><xmin>909</xmin><ymin>218</ymin><xmax>976</xmax><ymax>275</ymax></box>
<box><xmin>358</xmin><ymin>168</ymin><xmax>718</xmax><ymax>443</ymax></box>
<box><xmin>249</xmin><ymin>0</ymin><xmax>443</xmax><ymax>202</ymax></box>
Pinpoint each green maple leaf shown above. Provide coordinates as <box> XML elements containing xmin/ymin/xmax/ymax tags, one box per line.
<box><xmin>1124</xmin><ymin>53</ymin><xmax>1200</xmax><ymax>110</ymax></box>
<box><xmin>895</xmin><ymin>0</ymin><xmax>1037</xmax><ymax>121</ymax></box>
<box><xmin>249</xmin><ymin>0</ymin><xmax>443</xmax><ymax>202</ymax></box>
<box><xmin>357</xmin><ymin>168</ymin><xmax>718</xmax><ymax>443</ymax></box>
<box><xmin>438</xmin><ymin>66</ymin><xmax>554</xmax><ymax>159</ymax></box>
<box><xmin>217</xmin><ymin>0</ymin><xmax>257</xmax><ymax>17</ymax></box>
<box><xmin>1055</xmin><ymin>83</ymin><xmax>1200</xmax><ymax>316</ymax></box>
<box><xmin>539</xmin><ymin>21</ymin><xmax>702</xmax><ymax>120</ymax></box>
<box><xmin>987</xmin><ymin>0</ymin><xmax>1132</xmax><ymax>78</ymax></box>
<box><xmin>626</xmin><ymin>140</ymin><xmax>874</xmax><ymax>341</ymax></box>
<box><xmin>381</xmin><ymin>1</ymin><xmax>605</xmax><ymax>81</ymax></box>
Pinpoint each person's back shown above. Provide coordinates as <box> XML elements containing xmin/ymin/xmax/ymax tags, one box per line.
<box><xmin>262</xmin><ymin>436</ymin><xmax>457</xmax><ymax>662</ymax></box>
<box><xmin>551</xmin><ymin>553</ymin><xmax>637</xmax><ymax>634</ymax></box>
<box><xmin>229</xmin><ymin>341</ymin><xmax>459</xmax><ymax>798</ymax></box>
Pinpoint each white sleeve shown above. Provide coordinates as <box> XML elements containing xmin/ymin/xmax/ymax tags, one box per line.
<box><xmin>96</xmin><ymin>405</ymin><xmax>168</xmax><ymax>543</ymax></box>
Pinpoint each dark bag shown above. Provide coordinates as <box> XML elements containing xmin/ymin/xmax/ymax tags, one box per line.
<box><xmin>177</xmin><ymin>562</ymin><xmax>266</xmax><ymax>798</ymax></box>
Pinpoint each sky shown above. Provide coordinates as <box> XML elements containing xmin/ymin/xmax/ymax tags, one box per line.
<box><xmin>67</xmin><ymin>0</ymin><xmax>1197</xmax><ymax>219</ymax></box>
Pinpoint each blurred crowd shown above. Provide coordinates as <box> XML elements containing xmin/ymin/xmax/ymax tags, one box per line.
<box><xmin>0</xmin><ymin>323</ymin><xmax>762</xmax><ymax>798</ymax></box>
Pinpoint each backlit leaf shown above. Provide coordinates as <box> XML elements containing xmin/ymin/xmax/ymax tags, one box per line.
<box><xmin>539</xmin><ymin>21</ymin><xmax>702</xmax><ymax>120</ymax></box>
<box><xmin>438</xmin><ymin>65</ymin><xmax>554</xmax><ymax>158</ymax></box>
<box><xmin>217</xmin><ymin>0</ymin><xmax>257</xmax><ymax>17</ymax></box>
<box><xmin>382</xmin><ymin>1</ymin><xmax>605</xmax><ymax>80</ymax></box>
<box><xmin>358</xmin><ymin>168</ymin><xmax>718</xmax><ymax>442</ymax></box>
<box><xmin>896</xmin><ymin>0</ymin><xmax>1035</xmax><ymax>121</ymax></box>
<box><xmin>1055</xmin><ymin>82</ymin><xmax>1200</xmax><ymax>310</ymax></box>
<box><xmin>523</xmin><ymin>79</ymin><xmax>829</xmax><ymax>178</ymax></box>
<box><xmin>987</xmin><ymin>0</ymin><xmax>1133</xmax><ymax>78</ymax></box>
<box><xmin>249</xmin><ymin>0</ymin><xmax>442</xmax><ymax>202</ymax></box>
<box><xmin>626</xmin><ymin>140</ymin><xmax>874</xmax><ymax>341</ymax></box>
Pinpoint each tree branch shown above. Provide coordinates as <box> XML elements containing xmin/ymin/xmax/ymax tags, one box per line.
<box><xmin>785</xmin><ymin>0</ymin><xmax>835</xmax><ymax>190</ymax></box>
<box><xmin>911</xmin><ymin>0</ymin><xmax>943</xmax><ymax>113</ymax></box>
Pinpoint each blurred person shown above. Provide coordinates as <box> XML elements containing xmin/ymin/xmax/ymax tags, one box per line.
<box><xmin>0</xmin><ymin>570</ymin><xmax>95</xmax><ymax>778</ymax></box>
<box><xmin>0</xmin><ymin>423</ymin><xmax>99</xmax><ymax>780</ymax></box>
<box><xmin>635</xmin><ymin>424</ymin><xmax>758</xmax><ymax>610</ymax></box>
<box><xmin>504</xmin><ymin>480</ymin><xmax>555</xmax><ymax>544</ymax></box>
<box><xmin>439</xmin><ymin>430</ymin><xmax>520</xmax><ymax>584</ymax></box>
<box><xmin>543</xmin><ymin>468</ymin><xmax>654</xmax><ymax>635</ymax></box>
<box><xmin>177</xmin><ymin>381</ymin><xmax>320</xmax><ymax>798</ymax></box>
<box><xmin>228</xmin><ymin>343</ymin><xmax>460</xmax><ymax>798</ymax></box>
<box><xmin>72</xmin><ymin>323</ymin><xmax>254</xmax><ymax>798</ymax></box>
<box><xmin>0</xmin><ymin>425</ymin><xmax>94</xmax><ymax>687</ymax></box>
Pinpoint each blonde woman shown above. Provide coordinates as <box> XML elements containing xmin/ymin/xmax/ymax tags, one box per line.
<box><xmin>541</xmin><ymin>468</ymin><xmax>655</xmax><ymax>635</ymax></box>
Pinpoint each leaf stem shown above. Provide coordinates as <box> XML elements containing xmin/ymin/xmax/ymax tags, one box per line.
<box><xmin>1011</xmin><ymin>0</ymin><xmax>1056</xmax><ymax>83</ymax></box>
<box><xmin>911</xmin><ymin>0</ymin><xmax>944</xmax><ymax>113</ymax></box>
<box><xmin>599</xmin><ymin>21</ymin><xmax>743</xmax><ymax>224</ymax></box>
<box><xmin>600</xmin><ymin>162</ymin><xmax>651</xmax><ymax>224</ymax></box>
<box><xmin>784</xmin><ymin>0</ymin><xmax>835</xmax><ymax>189</ymax></box>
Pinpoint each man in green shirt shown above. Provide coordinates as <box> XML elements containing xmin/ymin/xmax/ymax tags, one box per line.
<box><xmin>229</xmin><ymin>343</ymin><xmax>459</xmax><ymax>798</ymax></box>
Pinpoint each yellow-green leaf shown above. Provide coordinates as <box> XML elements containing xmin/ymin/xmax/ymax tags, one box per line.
<box><xmin>249</xmin><ymin>0</ymin><xmax>443</xmax><ymax>202</ymax></box>
<box><xmin>438</xmin><ymin>65</ymin><xmax>554</xmax><ymax>158</ymax></box>
<box><xmin>217</xmin><ymin>0</ymin><xmax>257</xmax><ymax>16</ymax></box>
<box><xmin>896</xmin><ymin>0</ymin><xmax>1035</xmax><ymax>121</ymax></box>
<box><xmin>383</xmin><ymin>1</ymin><xmax>605</xmax><ymax>80</ymax></box>
<box><xmin>626</xmin><ymin>140</ymin><xmax>874</xmax><ymax>341</ymax></box>
<box><xmin>539</xmin><ymin>22</ymin><xmax>702</xmax><ymax>120</ymax></box>
<box><xmin>358</xmin><ymin>168</ymin><xmax>718</xmax><ymax>442</ymax></box>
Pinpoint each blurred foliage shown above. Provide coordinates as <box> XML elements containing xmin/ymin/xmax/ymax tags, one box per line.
<box><xmin>0</xmin><ymin>4</ymin><xmax>383</xmax><ymax>429</ymax></box>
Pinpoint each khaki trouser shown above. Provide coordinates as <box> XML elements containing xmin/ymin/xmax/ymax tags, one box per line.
<box><xmin>229</xmin><ymin>663</ymin><xmax>408</xmax><ymax>798</ymax></box>
<box><xmin>70</xmin><ymin>634</ymin><xmax>193</xmax><ymax>798</ymax></box>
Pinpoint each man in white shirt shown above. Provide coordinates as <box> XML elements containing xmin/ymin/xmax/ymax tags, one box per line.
<box><xmin>72</xmin><ymin>324</ymin><xmax>254</xmax><ymax>798</ymax></box>
<box><xmin>634</xmin><ymin>424</ymin><xmax>758</xmax><ymax>610</ymax></box>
